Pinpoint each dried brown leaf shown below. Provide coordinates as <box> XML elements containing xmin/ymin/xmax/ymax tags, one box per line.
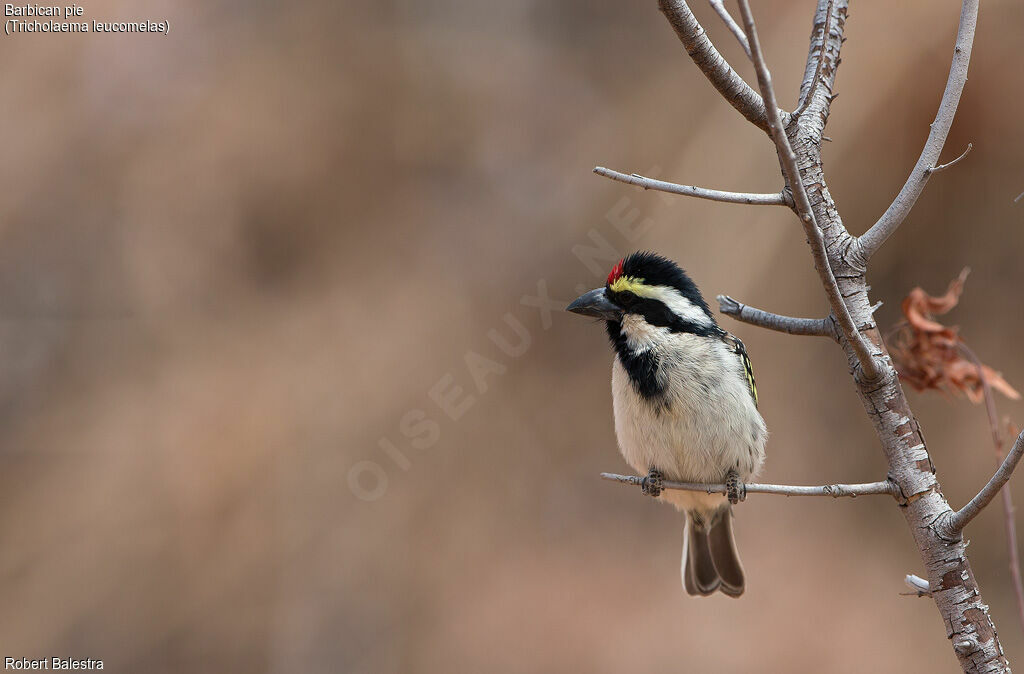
<box><xmin>891</xmin><ymin>268</ymin><xmax>1020</xmax><ymax>403</ymax></box>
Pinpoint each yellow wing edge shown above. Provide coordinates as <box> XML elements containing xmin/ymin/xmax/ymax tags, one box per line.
<box><xmin>723</xmin><ymin>334</ymin><xmax>758</xmax><ymax>407</ymax></box>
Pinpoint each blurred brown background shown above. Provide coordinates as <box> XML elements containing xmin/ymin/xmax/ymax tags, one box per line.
<box><xmin>1</xmin><ymin>0</ymin><xmax>1022</xmax><ymax>671</ymax></box>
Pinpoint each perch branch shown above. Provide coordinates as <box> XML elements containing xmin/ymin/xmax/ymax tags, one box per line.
<box><xmin>657</xmin><ymin>0</ymin><xmax>782</xmax><ymax>133</ymax></box>
<box><xmin>593</xmin><ymin>167</ymin><xmax>789</xmax><ymax>206</ymax></box>
<box><xmin>793</xmin><ymin>0</ymin><xmax>834</xmax><ymax>118</ymax></box>
<box><xmin>945</xmin><ymin>430</ymin><xmax>1024</xmax><ymax>536</ymax></box>
<box><xmin>853</xmin><ymin>0</ymin><xmax>979</xmax><ymax>264</ymax></box>
<box><xmin>735</xmin><ymin>0</ymin><xmax>881</xmax><ymax>382</ymax></box>
<box><xmin>708</xmin><ymin>0</ymin><xmax>750</xmax><ymax>56</ymax></box>
<box><xmin>601</xmin><ymin>472</ymin><xmax>899</xmax><ymax>499</ymax></box>
<box><xmin>717</xmin><ymin>295</ymin><xmax>835</xmax><ymax>338</ymax></box>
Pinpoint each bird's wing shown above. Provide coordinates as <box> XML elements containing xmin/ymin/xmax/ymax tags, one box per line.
<box><xmin>722</xmin><ymin>333</ymin><xmax>758</xmax><ymax>407</ymax></box>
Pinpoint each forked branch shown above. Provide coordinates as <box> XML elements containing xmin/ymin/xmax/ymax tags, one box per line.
<box><xmin>735</xmin><ymin>0</ymin><xmax>881</xmax><ymax>382</ymax></box>
<box><xmin>853</xmin><ymin>0</ymin><xmax>979</xmax><ymax>265</ymax></box>
<box><xmin>708</xmin><ymin>0</ymin><xmax>750</xmax><ymax>56</ymax></box>
<box><xmin>959</xmin><ymin>342</ymin><xmax>1024</xmax><ymax>631</ymax></box>
<box><xmin>944</xmin><ymin>430</ymin><xmax>1024</xmax><ymax>536</ymax></box>
<box><xmin>658</xmin><ymin>0</ymin><xmax>781</xmax><ymax>133</ymax></box>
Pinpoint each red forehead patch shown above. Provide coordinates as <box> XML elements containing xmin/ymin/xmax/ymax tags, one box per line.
<box><xmin>607</xmin><ymin>258</ymin><xmax>625</xmax><ymax>286</ymax></box>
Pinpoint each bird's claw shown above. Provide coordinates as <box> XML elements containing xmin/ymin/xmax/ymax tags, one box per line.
<box><xmin>641</xmin><ymin>469</ymin><xmax>664</xmax><ymax>498</ymax></box>
<box><xmin>725</xmin><ymin>469</ymin><xmax>745</xmax><ymax>505</ymax></box>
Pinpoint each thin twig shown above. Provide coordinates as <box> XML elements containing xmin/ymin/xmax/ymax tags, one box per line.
<box><xmin>735</xmin><ymin>0</ymin><xmax>881</xmax><ymax>382</ymax></box>
<box><xmin>708</xmin><ymin>0</ymin><xmax>750</xmax><ymax>56</ymax></box>
<box><xmin>945</xmin><ymin>430</ymin><xmax>1024</xmax><ymax>535</ymax></box>
<box><xmin>959</xmin><ymin>343</ymin><xmax>1024</xmax><ymax>634</ymax></box>
<box><xmin>793</xmin><ymin>0</ymin><xmax>834</xmax><ymax>118</ymax></box>
<box><xmin>601</xmin><ymin>472</ymin><xmax>899</xmax><ymax>499</ymax></box>
<box><xmin>657</xmin><ymin>0</ymin><xmax>786</xmax><ymax>133</ymax></box>
<box><xmin>593</xmin><ymin>167</ymin><xmax>789</xmax><ymax>206</ymax></box>
<box><xmin>927</xmin><ymin>143</ymin><xmax>973</xmax><ymax>174</ymax></box>
<box><xmin>717</xmin><ymin>295</ymin><xmax>835</xmax><ymax>337</ymax></box>
<box><xmin>853</xmin><ymin>0</ymin><xmax>979</xmax><ymax>264</ymax></box>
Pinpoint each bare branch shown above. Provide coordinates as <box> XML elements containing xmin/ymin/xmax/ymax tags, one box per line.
<box><xmin>945</xmin><ymin>430</ymin><xmax>1024</xmax><ymax>536</ymax></box>
<box><xmin>593</xmin><ymin>167</ymin><xmax>788</xmax><ymax>206</ymax></box>
<box><xmin>657</xmin><ymin>0</ymin><xmax>786</xmax><ymax>133</ymax></box>
<box><xmin>853</xmin><ymin>0</ymin><xmax>979</xmax><ymax>264</ymax></box>
<box><xmin>927</xmin><ymin>143</ymin><xmax>973</xmax><ymax>174</ymax></box>
<box><xmin>708</xmin><ymin>0</ymin><xmax>750</xmax><ymax>56</ymax></box>
<box><xmin>735</xmin><ymin>0</ymin><xmax>882</xmax><ymax>382</ymax></box>
<box><xmin>793</xmin><ymin>0</ymin><xmax>834</xmax><ymax>118</ymax></box>
<box><xmin>717</xmin><ymin>294</ymin><xmax>835</xmax><ymax>337</ymax></box>
<box><xmin>601</xmin><ymin>472</ymin><xmax>899</xmax><ymax>499</ymax></box>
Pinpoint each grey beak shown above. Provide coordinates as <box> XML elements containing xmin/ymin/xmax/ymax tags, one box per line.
<box><xmin>566</xmin><ymin>288</ymin><xmax>623</xmax><ymax>321</ymax></box>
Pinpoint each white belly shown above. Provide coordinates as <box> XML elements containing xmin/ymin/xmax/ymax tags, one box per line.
<box><xmin>611</xmin><ymin>339</ymin><xmax>767</xmax><ymax>514</ymax></box>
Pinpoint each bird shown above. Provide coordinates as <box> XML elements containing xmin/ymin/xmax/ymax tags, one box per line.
<box><xmin>566</xmin><ymin>251</ymin><xmax>767</xmax><ymax>597</ymax></box>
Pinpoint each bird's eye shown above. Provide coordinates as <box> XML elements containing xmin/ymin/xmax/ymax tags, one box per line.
<box><xmin>615</xmin><ymin>291</ymin><xmax>638</xmax><ymax>308</ymax></box>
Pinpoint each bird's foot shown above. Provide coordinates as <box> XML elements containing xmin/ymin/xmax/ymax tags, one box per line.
<box><xmin>725</xmin><ymin>469</ymin><xmax>745</xmax><ymax>505</ymax></box>
<box><xmin>640</xmin><ymin>469</ymin><xmax>664</xmax><ymax>498</ymax></box>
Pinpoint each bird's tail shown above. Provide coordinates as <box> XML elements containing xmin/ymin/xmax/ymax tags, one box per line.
<box><xmin>681</xmin><ymin>508</ymin><xmax>745</xmax><ymax>598</ymax></box>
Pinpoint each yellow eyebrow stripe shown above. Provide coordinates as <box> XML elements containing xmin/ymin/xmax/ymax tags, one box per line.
<box><xmin>609</xmin><ymin>276</ymin><xmax>656</xmax><ymax>296</ymax></box>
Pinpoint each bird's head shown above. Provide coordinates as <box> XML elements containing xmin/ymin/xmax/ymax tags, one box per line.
<box><xmin>566</xmin><ymin>251</ymin><xmax>717</xmax><ymax>336</ymax></box>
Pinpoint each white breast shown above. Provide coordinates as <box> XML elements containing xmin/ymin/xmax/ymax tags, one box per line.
<box><xmin>610</xmin><ymin>321</ymin><xmax>767</xmax><ymax>513</ymax></box>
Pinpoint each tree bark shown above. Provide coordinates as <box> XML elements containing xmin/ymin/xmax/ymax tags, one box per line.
<box><xmin>789</xmin><ymin>3</ymin><xmax>1008</xmax><ymax>669</ymax></box>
